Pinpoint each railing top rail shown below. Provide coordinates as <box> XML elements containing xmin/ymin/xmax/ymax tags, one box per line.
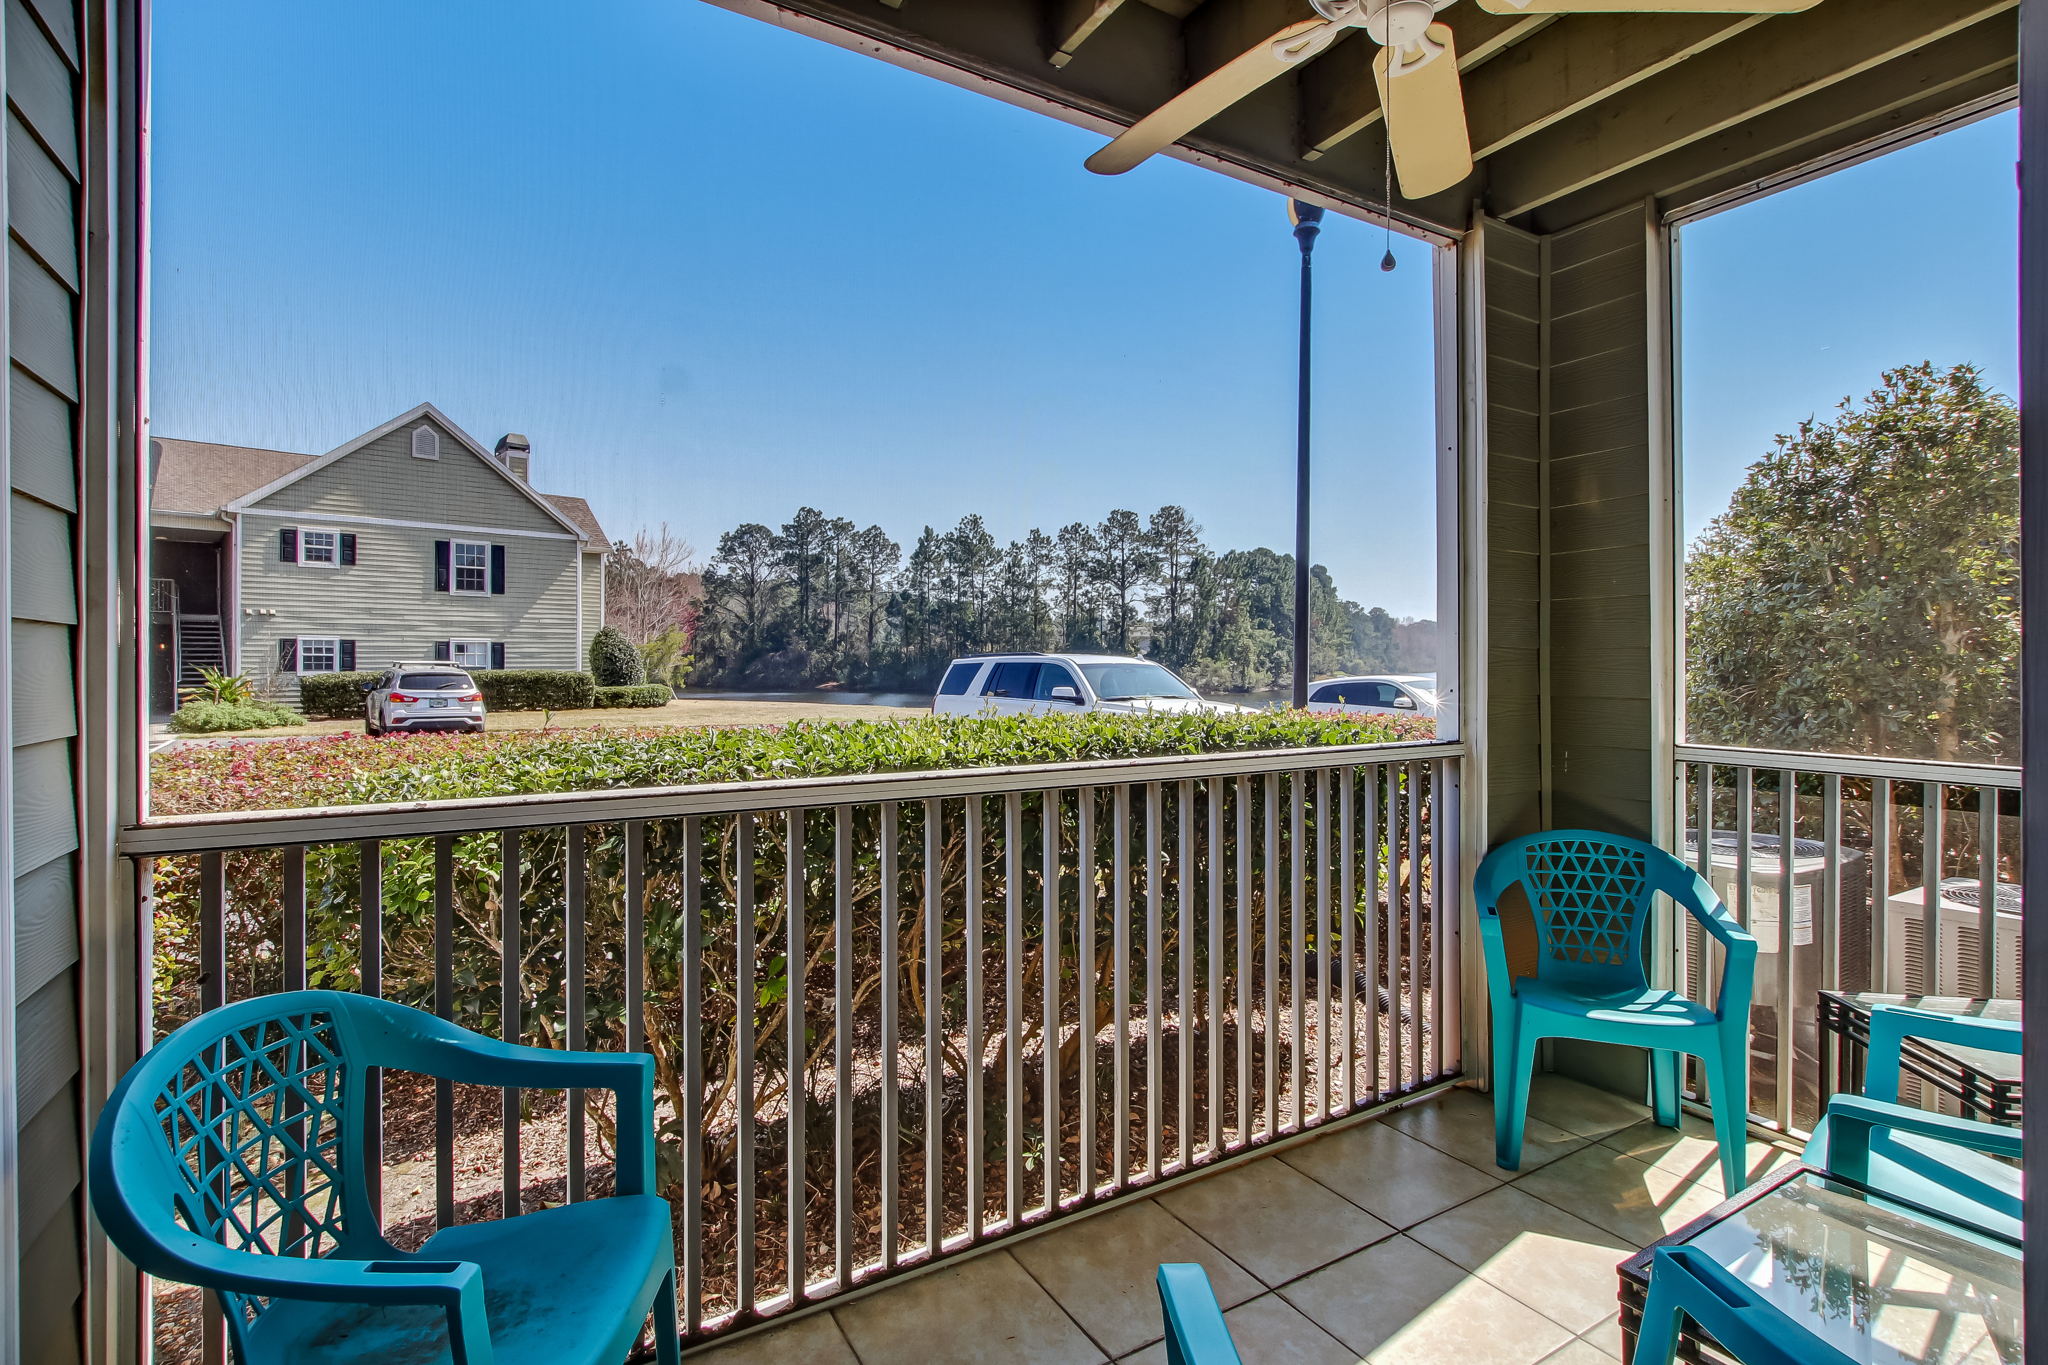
<box><xmin>124</xmin><ymin>737</ymin><xmax>1465</xmax><ymax>856</ymax></box>
<box><xmin>1674</xmin><ymin>743</ymin><xmax>2022</xmax><ymax>791</ymax></box>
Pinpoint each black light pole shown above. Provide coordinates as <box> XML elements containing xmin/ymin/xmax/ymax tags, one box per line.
<box><xmin>1289</xmin><ymin>200</ymin><xmax>1324</xmax><ymax>709</ymax></box>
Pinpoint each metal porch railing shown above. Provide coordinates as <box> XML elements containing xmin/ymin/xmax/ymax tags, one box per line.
<box><xmin>1674</xmin><ymin>746</ymin><xmax>2022</xmax><ymax>1137</ymax></box>
<box><xmin>124</xmin><ymin>739</ymin><xmax>1463</xmax><ymax>1359</ymax></box>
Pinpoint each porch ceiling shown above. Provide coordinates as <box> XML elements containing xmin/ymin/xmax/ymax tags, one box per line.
<box><xmin>713</xmin><ymin>0</ymin><xmax>2016</xmax><ymax>235</ymax></box>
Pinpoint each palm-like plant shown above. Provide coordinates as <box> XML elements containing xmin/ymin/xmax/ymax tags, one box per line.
<box><xmin>178</xmin><ymin>667</ymin><xmax>256</xmax><ymax>708</ymax></box>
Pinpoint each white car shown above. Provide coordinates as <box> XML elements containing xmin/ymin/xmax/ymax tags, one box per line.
<box><xmin>363</xmin><ymin>661</ymin><xmax>488</xmax><ymax>735</ymax></box>
<box><xmin>1304</xmin><ymin>673</ymin><xmax>1440</xmax><ymax>720</ymax></box>
<box><xmin>930</xmin><ymin>652</ymin><xmax>1253</xmax><ymax>718</ymax></box>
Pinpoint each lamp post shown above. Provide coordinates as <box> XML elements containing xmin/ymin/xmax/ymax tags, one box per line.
<box><xmin>1289</xmin><ymin>200</ymin><xmax>1324</xmax><ymax>709</ymax></box>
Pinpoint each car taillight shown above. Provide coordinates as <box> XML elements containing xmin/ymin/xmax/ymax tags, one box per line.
<box><xmin>389</xmin><ymin>692</ymin><xmax>418</xmax><ymax>703</ymax></box>
<box><xmin>460</xmin><ymin>693</ymin><xmax>483</xmax><ymax>703</ymax></box>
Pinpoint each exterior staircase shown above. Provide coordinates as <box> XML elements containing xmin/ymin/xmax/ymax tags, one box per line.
<box><xmin>177</xmin><ymin>614</ymin><xmax>225</xmax><ymax>689</ymax></box>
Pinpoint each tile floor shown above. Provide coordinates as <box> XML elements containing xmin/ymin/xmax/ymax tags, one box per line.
<box><xmin>686</xmin><ymin>1077</ymin><xmax>1800</xmax><ymax>1364</ymax></box>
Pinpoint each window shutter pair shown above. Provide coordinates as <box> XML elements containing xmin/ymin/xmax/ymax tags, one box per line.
<box><xmin>435</xmin><ymin>540</ymin><xmax>451</xmax><ymax>592</ymax></box>
<box><xmin>279</xmin><ymin>528</ymin><xmax>297</xmax><ymax>563</ymax></box>
<box><xmin>491</xmin><ymin>545</ymin><xmax>507</xmax><ymax>595</ymax></box>
<box><xmin>433</xmin><ymin>640</ymin><xmax>451</xmax><ymax>662</ymax></box>
<box><xmin>339</xmin><ymin>533</ymin><xmax>357</xmax><ymax>566</ymax></box>
<box><xmin>491</xmin><ymin>642</ymin><xmax>506</xmax><ymax>670</ymax></box>
<box><xmin>339</xmin><ymin>640</ymin><xmax>356</xmax><ymax>670</ymax></box>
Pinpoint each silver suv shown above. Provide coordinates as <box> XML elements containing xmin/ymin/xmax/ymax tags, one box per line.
<box><xmin>930</xmin><ymin>652</ymin><xmax>1252</xmax><ymax>718</ymax></box>
<box><xmin>363</xmin><ymin>661</ymin><xmax>488</xmax><ymax>735</ymax></box>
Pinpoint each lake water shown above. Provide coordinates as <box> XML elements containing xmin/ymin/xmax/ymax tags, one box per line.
<box><xmin>681</xmin><ymin>688</ymin><xmax>1298</xmax><ymax>710</ymax></box>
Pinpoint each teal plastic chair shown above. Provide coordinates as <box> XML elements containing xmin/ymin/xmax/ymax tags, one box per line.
<box><xmin>90</xmin><ymin>990</ymin><xmax>679</xmax><ymax>1365</ymax></box>
<box><xmin>1802</xmin><ymin>1004</ymin><xmax>2022</xmax><ymax>1242</ymax></box>
<box><xmin>1155</xmin><ymin>1264</ymin><xmax>1243</xmax><ymax>1365</ymax></box>
<box><xmin>1633</xmin><ymin>1246</ymin><xmax>1858</xmax><ymax>1365</ymax></box>
<box><xmin>1476</xmin><ymin>831</ymin><xmax>1758</xmax><ymax>1191</ymax></box>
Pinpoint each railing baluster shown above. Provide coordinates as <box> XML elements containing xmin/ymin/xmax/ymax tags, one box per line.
<box><xmin>501</xmin><ymin>830</ymin><xmax>523</xmax><ymax>1219</ymax></box>
<box><xmin>879</xmin><ymin>801</ymin><xmax>900</xmax><ymax>1272</ymax></box>
<box><xmin>566</xmin><ymin>824</ymin><xmax>587</xmax><ymax>1203</ymax></box>
<box><xmin>198</xmin><ymin>850</ymin><xmax>228</xmax><ymax>1365</ymax></box>
<box><xmin>1233</xmin><ymin>776</ymin><xmax>1251</xmax><ymax>1148</ymax></box>
<box><xmin>1430</xmin><ymin>759</ymin><xmax>1450</xmax><ymax>1080</ymax></box>
<box><xmin>965</xmin><ymin>797</ymin><xmax>986</xmax><ymax>1236</ymax></box>
<box><xmin>1145</xmin><ymin>783</ymin><xmax>1163</xmax><ymax>1180</ymax></box>
<box><xmin>1289</xmin><ymin>771</ymin><xmax>1306</xmax><ymax>1132</ymax></box>
<box><xmin>1775</xmin><ymin>770</ymin><xmax>1796</xmax><ymax>1132</ymax></box>
<box><xmin>1338</xmin><ymin>769</ymin><xmax>1356</xmax><ymax>1112</ymax></box>
<box><xmin>1872</xmin><ymin>778</ymin><xmax>1892</xmax><ymax>991</ymax></box>
<box><xmin>1206</xmin><ymin>777</ymin><xmax>1224</xmax><ymax>1156</ymax></box>
<box><xmin>735</xmin><ymin>812</ymin><xmax>757</xmax><ymax>1317</ymax></box>
<box><xmin>1112</xmin><ymin>785</ymin><xmax>1131</xmax><ymax>1191</ymax></box>
<box><xmin>680</xmin><ymin>817</ymin><xmax>703</xmax><ymax>1334</ymax></box>
<box><xmin>1405</xmin><ymin>763</ymin><xmax>1422</xmax><ymax>1094</ymax></box>
<box><xmin>1732</xmin><ymin>768</ymin><xmax>1752</xmax><ymax>1124</ymax></box>
<box><xmin>921</xmin><ymin>798</ymin><xmax>943</xmax><ymax>1255</ymax></box>
<box><xmin>358</xmin><ymin>840</ymin><xmax>383</xmax><ymax>1215</ymax></box>
<box><xmin>1693</xmin><ymin>763</ymin><xmax>1716</xmax><ymax>1088</ymax></box>
<box><xmin>1384</xmin><ymin>766</ymin><xmax>1403</xmax><ymax>1095</ymax></box>
<box><xmin>1042</xmin><ymin>788</ymin><xmax>1062</xmax><ymax>1215</ymax></box>
<box><xmin>1314</xmin><ymin>768</ymin><xmax>1331</xmax><ymax>1121</ymax></box>
<box><xmin>281</xmin><ymin>844</ymin><xmax>309</xmax><ymax>1255</ymax></box>
<box><xmin>1976</xmin><ymin>786</ymin><xmax>1999</xmax><ymax>997</ymax></box>
<box><xmin>1362</xmin><ymin>765</ymin><xmax>1382</xmax><ymax>1101</ymax></box>
<box><xmin>835</xmin><ymin>805</ymin><xmax>856</xmax><ymax>1288</ymax></box>
<box><xmin>1004</xmin><ymin>792</ymin><xmax>1024</xmax><ymax>1225</ymax></box>
<box><xmin>1922</xmin><ymin>782</ymin><xmax>1944</xmax><ymax>997</ymax></box>
<box><xmin>434</xmin><ymin>834</ymin><xmax>456</xmax><ymax>1229</ymax></box>
<box><xmin>1821</xmin><ymin>775</ymin><xmax>1842</xmax><ymax>1103</ymax></box>
<box><xmin>785</xmin><ymin>810</ymin><xmax>807</xmax><ymax>1304</ymax></box>
<box><xmin>1078</xmin><ymin>788</ymin><xmax>1098</xmax><ymax>1198</ymax></box>
<box><xmin>1262</xmin><ymin>773</ymin><xmax>1279</xmax><ymax>1141</ymax></box>
<box><xmin>1176</xmin><ymin>779</ymin><xmax>1194</xmax><ymax>1169</ymax></box>
<box><xmin>626</xmin><ymin>820</ymin><xmax>647</xmax><ymax>1057</ymax></box>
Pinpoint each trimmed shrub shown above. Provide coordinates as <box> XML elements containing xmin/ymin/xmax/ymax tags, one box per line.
<box><xmin>594</xmin><ymin>684</ymin><xmax>672</xmax><ymax>709</ymax></box>
<box><xmin>473</xmin><ymin>669</ymin><xmax>596</xmax><ymax>711</ymax></box>
<box><xmin>170</xmin><ymin>701</ymin><xmax>306</xmax><ymax>734</ymax></box>
<box><xmin>297</xmin><ymin>671</ymin><xmax>379</xmax><ymax>719</ymax></box>
<box><xmin>588</xmin><ymin>627</ymin><xmax>645</xmax><ymax>686</ymax></box>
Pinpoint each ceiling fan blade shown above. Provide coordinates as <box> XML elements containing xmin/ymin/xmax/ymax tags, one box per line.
<box><xmin>1473</xmin><ymin>0</ymin><xmax>1819</xmax><ymax>12</ymax></box>
<box><xmin>1373</xmin><ymin>25</ymin><xmax>1473</xmax><ymax>198</ymax></box>
<box><xmin>1086</xmin><ymin>16</ymin><xmax>1342</xmax><ymax>175</ymax></box>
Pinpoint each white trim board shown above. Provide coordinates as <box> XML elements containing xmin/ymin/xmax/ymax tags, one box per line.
<box><xmin>231</xmin><ymin>507</ymin><xmax>579</xmax><ymax>541</ymax></box>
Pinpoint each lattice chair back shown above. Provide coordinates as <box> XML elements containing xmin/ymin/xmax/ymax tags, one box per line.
<box><xmin>91</xmin><ymin>992</ymin><xmax>391</xmax><ymax>1357</ymax></box>
<box><xmin>1475</xmin><ymin>830</ymin><xmax>1672</xmax><ymax>994</ymax></box>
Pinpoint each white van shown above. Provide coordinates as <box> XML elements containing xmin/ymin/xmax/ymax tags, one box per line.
<box><xmin>930</xmin><ymin>652</ymin><xmax>1253</xmax><ymax>718</ymax></box>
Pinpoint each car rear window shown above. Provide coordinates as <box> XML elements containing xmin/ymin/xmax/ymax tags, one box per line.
<box><xmin>400</xmin><ymin>672</ymin><xmax>474</xmax><ymax>691</ymax></box>
<box><xmin>937</xmin><ymin>662</ymin><xmax>981</xmax><ymax>696</ymax></box>
<box><xmin>982</xmin><ymin>661</ymin><xmax>1040</xmax><ymax>697</ymax></box>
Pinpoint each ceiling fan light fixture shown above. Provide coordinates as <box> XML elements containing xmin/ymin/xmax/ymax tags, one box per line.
<box><xmin>1366</xmin><ymin>0</ymin><xmax>1439</xmax><ymax>47</ymax></box>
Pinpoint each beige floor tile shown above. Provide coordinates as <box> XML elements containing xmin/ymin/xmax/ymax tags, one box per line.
<box><xmin>1280</xmin><ymin>1235</ymin><xmax>1574</xmax><ymax>1365</ymax></box>
<box><xmin>1538</xmin><ymin>1339</ymin><xmax>1621</xmax><ymax>1365</ymax></box>
<box><xmin>1118</xmin><ymin>1292</ymin><xmax>1364</xmax><ymax>1365</ymax></box>
<box><xmin>1407</xmin><ymin>1184</ymin><xmax>1633</xmax><ymax>1335</ymax></box>
<box><xmin>1281</xmin><ymin>1118</ymin><xmax>1503</xmax><ymax>1229</ymax></box>
<box><xmin>832</xmin><ymin>1250</ymin><xmax>1106</xmax><ymax>1364</ymax></box>
<box><xmin>1579</xmin><ymin>1312</ymin><xmax>1625</xmax><ymax>1360</ymax></box>
<box><xmin>1513</xmin><ymin>1145</ymin><xmax>1728</xmax><ymax>1248</ymax></box>
<box><xmin>1600</xmin><ymin>1114</ymin><xmax>1801</xmax><ymax>1187</ymax></box>
<box><xmin>688</xmin><ymin>1310</ymin><xmax>861</xmax><ymax>1365</ymax></box>
<box><xmin>1011</xmin><ymin>1199</ymin><xmax>1262</xmax><ymax>1360</ymax></box>
<box><xmin>1525</xmin><ymin>1076</ymin><xmax>1650</xmax><ymax>1140</ymax></box>
<box><xmin>1157</xmin><ymin>1156</ymin><xmax>1395</xmax><ymax>1285</ymax></box>
<box><xmin>1384</xmin><ymin>1089</ymin><xmax>1586</xmax><ymax>1175</ymax></box>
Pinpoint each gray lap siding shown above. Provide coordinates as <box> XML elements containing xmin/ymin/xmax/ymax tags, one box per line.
<box><xmin>237</xmin><ymin>518</ymin><xmax>584</xmax><ymax>695</ymax></box>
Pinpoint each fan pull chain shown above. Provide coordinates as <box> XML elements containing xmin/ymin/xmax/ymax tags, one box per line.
<box><xmin>1380</xmin><ymin>94</ymin><xmax>1396</xmax><ymax>272</ymax></box>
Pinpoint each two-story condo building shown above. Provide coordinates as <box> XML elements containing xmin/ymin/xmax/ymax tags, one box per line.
<box><xmin>147</xmin><ymin>402</ymin><xmax>609</xmax><ymax>712</ymax></box>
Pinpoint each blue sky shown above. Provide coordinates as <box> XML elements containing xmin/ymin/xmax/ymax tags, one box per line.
<box><xmin>149</xmin><ymin>2</ymin><xmax>2016</xmax><ymax>623</ymax></box>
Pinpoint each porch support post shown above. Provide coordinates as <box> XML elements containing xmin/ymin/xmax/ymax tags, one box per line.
<box><xmin>2017</xmin><ymin>0</ymin><xmax>2045</xmax><ymax>1330</ymax></box>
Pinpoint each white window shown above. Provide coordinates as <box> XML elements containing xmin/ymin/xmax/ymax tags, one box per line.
<box><xmin>451</xmin><ymin>640</ymin><xmax>492</xmax><ymax>670</ymax></box>
<box><xmin>297</xmin><ymin>637</ymin><xmax>341</xmax><ymax>674</ymax></box>
<box><xmin>411</xmin><ymin>425</ymin><xmax>440</xmax><ymax>460</ymax></box>
<box><xmin>452</xmin><ymin>540</ymin><xmax>490</xmax><ymax>594</ymax></box>
<box><xmin>298</xmin><ymin>527</ymin><xmax>339</xmax><ymax>566</ymax></box>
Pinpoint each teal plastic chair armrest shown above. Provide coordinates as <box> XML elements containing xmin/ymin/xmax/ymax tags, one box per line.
<box><xmin>1863</xmin><ymin>1006</ymin><xmax>2021</xmax><ymax>1104</ymax></box>
<box><xmin>1821</xmin><ymin>1093</ymin><xmax>2025</xmax><ymax>1162</ymax></box>
<box><xmin>1665</xmin><ymin>868</ymin><xmax>1758</xmax><ymax>1016</ymax></box>
<box><xmin>1635</xmin><ymin>1247</ymin><xmax>1858</xmax><ymax>1365</ymax></box>
<box><xmin>1156</xmin><ymin>1264</ymin><xmax>1242</xmax><ymax>1365</ymax></box>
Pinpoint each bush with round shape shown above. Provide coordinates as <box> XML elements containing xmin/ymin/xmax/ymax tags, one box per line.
<box><xmin>588</xmin><ymin>628</ymin><xmax>645</xmax><ymax>686</ymax></box>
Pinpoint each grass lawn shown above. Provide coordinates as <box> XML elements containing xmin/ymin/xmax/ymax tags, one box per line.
<box><xmin>164</xmin><ymin>695</ymin><xmax>926</xmax><ymax>741</ymax></box>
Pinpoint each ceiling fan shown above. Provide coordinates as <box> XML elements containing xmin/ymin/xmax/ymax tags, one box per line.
<box><xmin>1085</xmin><ymin>0</ymin><xmax>1822</xmax><ymax>198</ymax></box>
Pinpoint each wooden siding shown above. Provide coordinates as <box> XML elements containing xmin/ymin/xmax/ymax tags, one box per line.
<box><xmin>5</xmin><ymin>0</ymin><xmax>85</xmax><ymax>1351</ymax></box>
<box><xmin>580</xmin><ymin>549</ymin><xmax>603</xmax><ymax>661</ymax></box>
<box><xmin>1542</xmin><ymin>206</ymin><xmax>1655</xmax><ymax>839</ymax></box>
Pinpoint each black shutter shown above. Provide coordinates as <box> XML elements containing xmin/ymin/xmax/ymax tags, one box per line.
<box><xmin>279</xmin><ymin>528</ymin><xmax>298</xmax><ymax>563</ymax></box>
<box><xmin>339</xmin><ymin>533</ymin><xmax>357</xmax><ymax>566</ymax></box>
<box><xmin>277</xmin><ymin>638</ymin><xmax>298</xmax><ymax>672</ymax></box>
<box><xmin>490</xmin><ymin>544</ymin><xmax>506</xmax><ymax>595</ymax></box>
<box><xmin>434</xmin><ymin>540</ymin><xmax>451</xmax><ymax>592</ymax></box>
<box><xmin>490</xmin><ymin>642</ymin><xmax>505</xmax><ymax>670</ymax></box>
<box><xmin>433</xmin><ymin>640</ymin><xmax>451</xmax><ymax>662</ymax></box>
<box><xmin>339</xmin><ymin>639</ymin><xmax>356</xmax><ymax>671</ymax></box>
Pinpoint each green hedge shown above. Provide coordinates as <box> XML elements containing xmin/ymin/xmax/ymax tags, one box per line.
<box><xmin>588</xmin><ymin>627</ymin><xmax>646</xmax><ymax>686</ymax></box>
<box><xmin>297</xmin><ymin>668</ymin><xmax>597</xmax><ymax>717</ymax></box>
<box><xmin>594</xmin><ymin>684</ymin><xmax>672</xmax><ymax>709</ymax></box>
<box><xmin>169</xmin><ymin>701</ymin><xmax>306</xmax><ymax>734</ymax></box>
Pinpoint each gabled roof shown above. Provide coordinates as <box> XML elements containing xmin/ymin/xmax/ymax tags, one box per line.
<box><xmin>222</xmin><ymin>402</ymin><xmax>589</xmax><ymax>539</ymax></box>
<box><xmin>150</xmin><ymin>403</ymin><xmax>609</xmax><ymax>545</ymax></box>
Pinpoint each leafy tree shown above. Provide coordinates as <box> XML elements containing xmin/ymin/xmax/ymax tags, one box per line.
<box><xmin>1686</xmin><ymin>362</ymin><xmax>2019</xmax><ymax>763</ymax></box>
<box><xmin>1094</xmin><ymin>509</ymin><xmax>1160</xmax><ymax>654</ymax></box>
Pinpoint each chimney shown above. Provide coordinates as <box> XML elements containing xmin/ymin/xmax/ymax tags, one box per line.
<box><xmin>494</xmin><ymin>433</ymin><xmax>531</xmax><ymax>482</ymax></box>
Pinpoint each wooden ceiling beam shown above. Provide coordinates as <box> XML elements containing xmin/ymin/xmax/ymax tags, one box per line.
<box><xmin>1049</xmin><ymin>0</ymin><xmax>1129</xmax><ymax>66</ymax></box>
<box><xmin>1462</xmin><ymin>11</ymin><xmax>1769</xmax><ymax>159</ymax></box>
<box><xmin>1484</xmin><ymin>0</ymin><xmax>2017</xmax><ymax>217</ymax></box>
<box><xmin>1298</xmin><ymin>7</ymin><xmax>1552</xmax><ymax>161</ymax></box>
<box><xmin>1527</xmin><ymin>13</ymin><xmax>2016</xmax><ymax>229</ymax></box>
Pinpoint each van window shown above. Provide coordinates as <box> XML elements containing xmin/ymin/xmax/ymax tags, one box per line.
<box><xmin>982</xmin><ymin>661</ymin><xmax>1040</xmax><ymax>698</ymax></box>
<box><xmin>400</xmin><ymin>672</ymin><xmax>474</xmax><ymax>691</ymax></box>
<box><xmin>937</xmin><ymin>662</ymin><xmax>981</xmax><ymax>696</ymax></box>
<box><xmin>1312</xmin><ymin>682</ymin><xmax>1394</xmax><ymax>706</ymax></box>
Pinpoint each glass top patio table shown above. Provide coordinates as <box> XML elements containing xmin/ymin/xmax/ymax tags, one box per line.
<box><xmin>1620</xmin><ymin>1168</ymin><xmax>2022</xmax><ymax>1364</ymax></box>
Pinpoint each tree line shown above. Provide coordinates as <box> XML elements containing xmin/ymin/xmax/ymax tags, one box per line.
<box><xmin>639</xmin><ymin>505</ymin><xmax>1435</xmax><ymax>693</ymax></box>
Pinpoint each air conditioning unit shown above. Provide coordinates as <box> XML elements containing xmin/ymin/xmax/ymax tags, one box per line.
<box><xmin>1882</xmin><ymin>880</ymin><xmax>2022</xmax><ymax>1000</ymax></box>
<box><xmin>1681</xmin><ymin>830</ymin><xmax>1871</xmax><ymax>1007</ymax></box>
